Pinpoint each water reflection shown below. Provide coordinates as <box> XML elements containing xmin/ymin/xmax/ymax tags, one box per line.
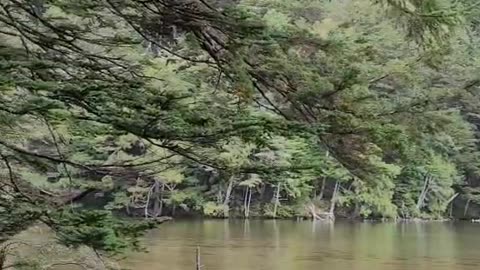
<box><xmin>124</xmin><ymin>220</ymin><xmax>480</xmax><ymax>270</ymax></box>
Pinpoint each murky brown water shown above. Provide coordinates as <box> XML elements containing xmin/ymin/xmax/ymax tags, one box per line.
<box><xmin>123</xmin><ymin>220</ymin><xmax>480</xmax><ymax>270</ymax></box>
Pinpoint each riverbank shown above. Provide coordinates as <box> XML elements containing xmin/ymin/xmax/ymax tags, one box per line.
<box><xmin>155</xmin><ymin>215</ymin><xmax>480</xmax><ymax>224</ymax></box>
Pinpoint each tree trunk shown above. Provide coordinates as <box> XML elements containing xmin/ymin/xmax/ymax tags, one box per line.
<box><xmin>152</xmin><ymin>181</ymin><xmax>161</xmax><ymax>217</ymax></box>
<box><xmin>159</xmin><ymin>182</ymin><xmax>165</xmax><ymax>216</ymax></box>
<box><xmin>318</xmin><ymin>151</ymin><xmax>329</xmax><ymax>200</ymax></box>
<box><xmin>145</xmin><ymin>184</ymin><xmax>155</xmax><ymax>219</ymax></box>
<box><xmin>329</xmin><ymin>181</ymin><xmax>339</xmax><ymax>216</ymax></box>
<box><xmin>126</xmin><ymin>201</ymin><xmax>131</xmax><ymax>215</ymax></box>
<box><xmin>318</xmin><ymin>177</ymin><xmax>326</xmax><ymax>200</ymax></box>
<box><xmin>449</xmin><ymin>202</ymin><xmax>453</xmax><ymax>218</ymax></box>
<box><xmin>206</xmin><ymin>171</ymin><xmax>215</xmax><ymax>191</ymax></box>
<box><xmin>464</xmin><ymin>199</ymin><xmax>471</xmax><ymax>217</ymax></box>
<box><xmin>273</xmin><ymin>183</ymin><xmax>281</xmax><ymax>219</ymax></box>
<box><xmin>445</xmin><ymin>193</ymin><xmax>458</xmax><ymax>210</ymax></box>
<box><xmin>245</xmin><ymin>187</ymin><xmax>252</xmax><ymax>218</ymax></box>
<box><xmin>243</xmin><ymin>187</ymin><xmax>248</xmax><ymax>215</ymax></box>
<box><xmin>217</xmin><ymin>189</ymin><xmax>223</xmax><ymax>204</ymax></box>
<box><xmin>416</xmin><ymin>175</ymin><xmax>431</xmax><ymax>210</ymax></box>
<box><xmin>445</xmin><ymin>193</ymin><xmax>459</xmax><ymax>204</ymax></box>
<box><xmin>223</xmin><ymin>176</ymin><xmax>235</xmax><ymax>217</ymax></box>
<box><xmin>0</xmin><ymin>245</ymin><xmax>7</xmax><ymax>270</ymax></box>
<box><xmin>243</xmin><ymin>187</ymin><xmax>248</xmax><ymax>218</ymax></box>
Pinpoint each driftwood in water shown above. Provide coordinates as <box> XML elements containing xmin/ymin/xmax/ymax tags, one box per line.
<box><xmin>308</xmin><ymin>179</ymin><xmax>339</xmax><ymax>221</ymax></box>
<box><xmin>307</xmin><ymin>204</ymin><xmax>334</xmax><ymax>221</ymax></box>
<box><xmin>154</xmin><ymin>216</ymin><xmax>172</xmax><ymax>224</ymax></box>
<box><xmin>196</xmin><ymin>246</ymin><xmax>203</xmax><ymax>270</ymax></box>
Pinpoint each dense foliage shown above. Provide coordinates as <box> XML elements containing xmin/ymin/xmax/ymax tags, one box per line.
<box><xmin>2</xmin><ymin>0</ymin><xmax>480</xmax><ymax>261</ymax></box>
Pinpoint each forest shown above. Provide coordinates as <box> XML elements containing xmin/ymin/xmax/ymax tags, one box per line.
<box><xmin>2</xmin><ymin>0</ymin><xmax>480</xmax><ymax>264</ymax></box>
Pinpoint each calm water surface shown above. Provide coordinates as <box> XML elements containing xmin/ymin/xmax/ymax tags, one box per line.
<box><xmin>124</xmin><ymin>220</ymin><xmax>480</xmax><ymax>270</ymax></box>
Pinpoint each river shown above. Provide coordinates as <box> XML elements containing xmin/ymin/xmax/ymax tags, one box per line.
<box><xmin>123</xmin><ymin>220</ymin><xmax>480</xmax><ymax>270</ymax></box>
